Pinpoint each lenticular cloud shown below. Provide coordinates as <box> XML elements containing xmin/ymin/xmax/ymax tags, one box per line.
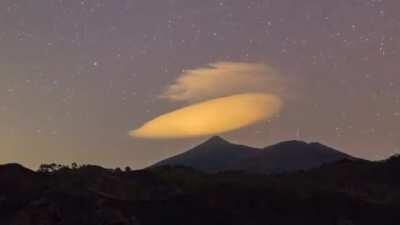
<box><xmin>160</xmin><ymin>62</ymin><xmax>285</xmax><ymax>102</ymax></box>
<box><xmin>130</xmin><ymin>93</ymin><xmax>282</xmax><ymax>139</ymax></box>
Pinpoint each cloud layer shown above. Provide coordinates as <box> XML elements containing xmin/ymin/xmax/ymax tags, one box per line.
<box><xmin>160</xmin><ymin>62</ymin><xmax>285</xmax><ymax>102</ymax></box>
<box><xmin>131</xmin><ymin>62</ymin><xmax>286</xmax><ymax>139</ymax></box>
<box><xmin>130</xmin><ymin>93</ymin><xmax>282</xmax><ymax>139</ymax></box>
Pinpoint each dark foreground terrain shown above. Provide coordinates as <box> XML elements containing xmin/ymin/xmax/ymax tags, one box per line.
<box><xmin>1</xmin><ymin>155</ymin><xmax>400</xmax><ymax>225</ymax></box>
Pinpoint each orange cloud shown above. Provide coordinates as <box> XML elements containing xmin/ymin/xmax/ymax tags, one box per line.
<box><xmin>130</xmin><ymin>93</ymin><xmax>282</xmax><ymax>139</ymax></box>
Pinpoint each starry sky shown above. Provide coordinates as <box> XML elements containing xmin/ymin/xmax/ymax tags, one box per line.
<box><xmin>1</xmin><ymin>0</ymin><xmax>399</xmax><ymax>169</ymax></box>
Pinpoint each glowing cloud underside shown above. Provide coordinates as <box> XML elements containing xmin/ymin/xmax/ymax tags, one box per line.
<box><xmin>130</xmin><ymin>93</ymin><xmax>282</xmax><ymax>139</ymax></box>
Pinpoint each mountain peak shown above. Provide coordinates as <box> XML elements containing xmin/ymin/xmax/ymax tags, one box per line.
<box><xmin>0</xmin><ymin>163</ymin><xmax>35</xmax><ymax>175</ymax></box>
<box><xmin>272</xmin><ymin>140</ymin><xmax>308</xmax><ymax>147</ymax></box>
<box><xmin>202</xmin><ymin>136</ymin><xmax>230</xmax><ymax>146</ymax></box>
<box><xmin>264</xmin><ymin>140</ymin><xmax>351</xmax><ymax>157</ymax></box>
<box><xmin>152</xmin><ymin>136</ymin><xmax>258</xmax><ymax>171</ymax></box>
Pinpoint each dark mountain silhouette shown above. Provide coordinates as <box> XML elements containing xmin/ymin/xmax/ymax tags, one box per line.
<box><xmin>227</xmin><ymin>140</ymin><xmax>355</xmax><ymax>173</ymax></box>
<box><xmin>152</xmin><ymin>136</ymin><xmax>259</xmax><ymax>172</ymax></box>
<box><xmin>0</xmin><ymin>163</ymin><xmax>36</xmax><ymax>179</ymax></box>
<box><xmin>1</xmin><ymin>155</ymin><xmax>400</xmax><ymax>225</ymax></box>
<box><xmin>152</xmin><ymin>137</ymin><xmax>354</xmax><ymax>173</ymax></box>
<box><xmin>0</xmin><ymin>163</ymin><xmax>39</xmax><ymax>194</ymax></box>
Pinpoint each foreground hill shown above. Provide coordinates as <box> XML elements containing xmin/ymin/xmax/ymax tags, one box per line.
<box><xmin>1</xmin><ymin>155</ymin><xmax>400</xmax><ymax>225</ymax></box>
<box><xmin>153</xmin><ymin>137</ymin><xmax>355</xmax><ymax>173</ymax></box>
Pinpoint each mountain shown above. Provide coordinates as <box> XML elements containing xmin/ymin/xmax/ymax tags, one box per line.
<box><xmin>0</xmin><ymin>163</ymin><xmax>36</xmax><ymax>179</ymax></box>
<box><xmin>152</xmin><ymin>136</ymin><xmax>259</xmax><ymax>172</ymax></box>
<box><xmin>0</xmin><ymin>163</ymin><xmax>39</xmax><ymax>194</ymax></box>
<box><xmin>152</xmin><ymin>137</ymin><xmax>355</xmax><ymax>173</ymax></box>
<box><xmin>227</xmin><ymin>140</ymin><xmax>355</xmax><ymax>173</ymax></box>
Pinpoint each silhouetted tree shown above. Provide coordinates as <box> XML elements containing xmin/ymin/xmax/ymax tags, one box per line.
<box><xmin>38</xmin><ymin>163</ymin><xmax>60</xmax><ymax>173</ymax></box>
<box><xmin>71</xmin><ymin>162</ymin><xmax>78</xmax><ymax>169</ymax></box>
<box><xmin>115</xmin><ymin>167</ymin><xmax>122</xmax><ymax>173</ymax></box>
<box><xmin>125</xmin><ymin>166</ymin><xmax>132</xmax><ymax>172</ymax></box>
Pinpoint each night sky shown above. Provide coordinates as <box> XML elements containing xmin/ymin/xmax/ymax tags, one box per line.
<box><xmin>1</xmin><ymin>0</ymin><xmax>399</xmax><ymax>169</ymax></box>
